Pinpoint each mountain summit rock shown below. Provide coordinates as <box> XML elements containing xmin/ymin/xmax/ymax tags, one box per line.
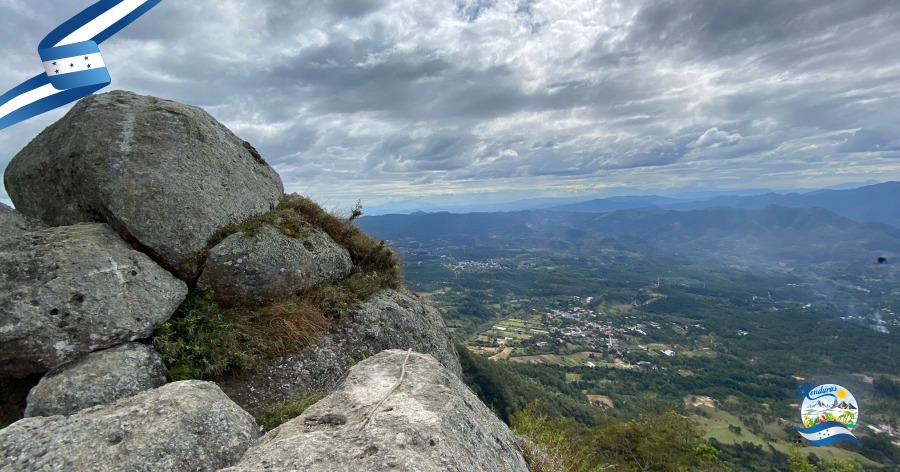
<box><xmin>4</xmin><ymin>90</ymin><xmax>284</xmax><ymax>280</ymax></box>
<box><xmin>0</xmin><ymin>91</ymin><xmax>519</xmax><ymax>471</ymax></box>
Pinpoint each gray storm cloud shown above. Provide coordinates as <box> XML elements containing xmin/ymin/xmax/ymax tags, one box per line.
<box><xmin>1</xmin><ymin>0</ymin><xmax>899</xmax><ymax>209</ymax></box>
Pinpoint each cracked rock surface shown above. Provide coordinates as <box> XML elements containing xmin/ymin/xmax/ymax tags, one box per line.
<box><xmin>25</xmin><ymin>343</ymin><xmax>167</xmax><ymax>417</ymax></box>
<box><xmin>4</xmin><ymin>90</ymin><xmax>283</xmax><ymax>280</ymax></box>
<box><xmin>0</xmin><ymin>381</ymin><xmax>259</xmax><ymax>472</ymax></box>
<box><xmin>222</xmin><ymin>350</ymin><xmax>527</xmax><ymax>472</ymax></box>
<box><xmin>0</xmin><ymin>223</ymin><xmax>186</xmax><ymax>377</ymax></box>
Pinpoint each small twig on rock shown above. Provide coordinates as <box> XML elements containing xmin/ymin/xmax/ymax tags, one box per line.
<box><xmin>357</xmin><ymin>348</ymin><xmax>412</xmax><ymax>432</ymax></box>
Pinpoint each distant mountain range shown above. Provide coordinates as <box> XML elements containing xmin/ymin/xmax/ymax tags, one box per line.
<box><xmin>549</xmin><ymin>182</ymin><xmax>900</xmax><ymax>228</ymax></box>
<box><xmin>577</xmin><ymin>205</ymin><xmax>900</xmax><ymax>264</ymax></box>
<box><xmin>358</xmin><ymin>202</ymin><xmax>900</xmax><ymax>266</ymax></box>
<box><xmin>363</xmin><ymin>181</ymin><xmax>884</xmax><ymax>216</ymax></box>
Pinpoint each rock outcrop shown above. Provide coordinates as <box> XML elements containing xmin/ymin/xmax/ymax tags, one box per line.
<box><xmin>219</xmin><ymin>289</ymin><xmax>462</xmax><ymax>414</ymax></box>
<box><xmin>0</xmin><ymin>203</ymin><xmax>43</xmax><ymax>247</ymax></box>
<box><xmin>0</xmin><ymin>381</ymin><xmax>258</xmax><ymax>472</ymax></box>
<box><xmin>4</xmin><ymin>91</ymin><xmax>284</xmax><ymax>280</ymax></box>
<box><xmin>222</xmin><ymin>350</ymin><xmax>528</xmax><ymax>472</ymax></box>
<box><xmin>198</xmin><ymin>223</ymin><xmax>352</xmax><ymax>307</ymax></box>
<box><xmin>0</xmin><ymin>223</ymin><xmax>187</xmax><ymax>377</ymax></box>
<box><xmin>0</xmin><ymin>91</ymin><xmax>515</xmax><ymax>472</ymax></box>
<box><xmin>25</xmin><ymin>343</ymin><xmax>166</xmax><ymax>417</ymax></box>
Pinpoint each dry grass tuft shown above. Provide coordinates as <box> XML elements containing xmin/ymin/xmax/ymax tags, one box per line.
<box><xmin>251</xmin><ymin>301</ymin><xmax>329</xmax><ymax>354</ymax></box>
<box><xmin>154</xmin><ymin>295</ymin><xmax>332</xmax><ymax>380</ymax></box>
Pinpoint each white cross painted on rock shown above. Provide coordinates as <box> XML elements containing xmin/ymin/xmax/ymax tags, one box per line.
<box><xmin>88</xmin><ymin>258</ymin><xmax>132</xmax><ymax>284</ymax></box>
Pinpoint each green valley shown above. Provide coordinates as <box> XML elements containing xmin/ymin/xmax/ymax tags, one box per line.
<box><xmin>359</xmin><ymin>204</ymin><xmax>900</xmax><ymax>471</ymax></box>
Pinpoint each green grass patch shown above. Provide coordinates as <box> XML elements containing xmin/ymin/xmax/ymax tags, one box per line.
<box><xmin>153</xmin><ymin>293</ymin><xmax>329</xmax><ymax>380</ymax></box>
<box><xmin>512</xmin><ymin>404</ymin><xmax>727</xmax><ymax>472</ymax></box>
<box><xmin>565</xmin><ymin>373</ymin><xmax>582</xmax><ymax>382</ymax></box>
<box><xmin>256</xmin><ymin>392</ymin><xmax>327</xmax><ymax>430</ymax></box>
<box><xmin>694</xmin><ymin>409</ymin><xmax>770</xmax><ymax>449</ymax></box>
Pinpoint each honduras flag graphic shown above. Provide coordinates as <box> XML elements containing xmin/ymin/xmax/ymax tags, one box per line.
<box><xmin>797</xmin><ymin>383</ymin><xmax>861</xmax><ymax>447</ymax></box>
<box><xmin>797</xmin><ymin>421</ymin><xmax>860</xmax><ymax>447</ymax></box>
<box><xmin>0</xmin><ymin>0</ymin><xmax>162</xmax><ymax>131</ymax></box>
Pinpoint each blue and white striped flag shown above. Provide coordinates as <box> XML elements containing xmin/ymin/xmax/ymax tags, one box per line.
<box><xmin>797</xmin><ymin>421</ymin><xmax>860</xmax><ymax>447</ymax></box>
<box><xmin>0</xmin><ymin>0</ymin><xmax>162</xmax><ymax>131</ymax></box>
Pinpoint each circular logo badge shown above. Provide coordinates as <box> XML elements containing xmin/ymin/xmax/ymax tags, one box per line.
<box><xmin>801</xmin><ymin>384</ymin><xmax>858</xmax><ymax>430</ymax></box>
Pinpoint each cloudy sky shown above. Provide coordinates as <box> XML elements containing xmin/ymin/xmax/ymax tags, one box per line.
<box><xmin>2</xmin><ymin>0</ymin><xmax>899</xmax><ymax>211</ymax></box>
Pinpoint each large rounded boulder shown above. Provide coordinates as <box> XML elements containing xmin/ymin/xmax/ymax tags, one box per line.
<box><xmin>198</xmin><ymin>223</ymin><xmax>352</xmax><ymax>307</ymax></box>
<box><xmin>25</xmin><ymin>343</ymin><xmax>167</xmax><ymax>417</ymax></box>
<box><xmin>0</xmin><ymin>381</ymin><xmax>258</xmax><ymax>471</ymax></box>
<box><xmin>4</xmin><ymin>90</ymin><xmax>284</xmax><ymax>280</ymax></box>
<box><xmin>0</xmin><ymin>223</ymin><xmax>187</xmax><ymax>377</ymax></box>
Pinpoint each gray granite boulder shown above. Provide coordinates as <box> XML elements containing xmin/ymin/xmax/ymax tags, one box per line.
<box><xmin>219</xmin><ymin>289</ymin><xmax>461</xmax><ymax>415</ymax></box>
<box><xmin>0</xmin><ymin>381</ymin><xmax>258</xmax><ymax>471</ymax></box>
<box><xmin>222</xmin><ymin>350</ymin><xmax>528</xmax><ymax>472</ymax></box>
<box><xmin>0</xmin><ymin>203</ymin><xmax>44</xmax><ymax>247</ymax></box>
<box><xmin>198</xmin><ymin>224</ymin><xmax>352</xmax><ymax>307</ymax></box>
<box><xmin>25</xmin><ymin>343</ymin><xmax>166</xmax><ymax>417</ymax></box>
<box><xmin>4</xmin><ymin>90</ymin><xmax>284</xmax><ymax>280</ymax></box>
<box><xmin>0</xmin><ymin>223</ymin><xmax>187</xmax><ymax>377</ymax></box>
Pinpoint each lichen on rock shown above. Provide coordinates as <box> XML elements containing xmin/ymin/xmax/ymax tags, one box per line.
<box><xmin>4</xmin><ymin>90</ymin><xmax>284</xmax><ymax>280</ymax></box>
<box><xmin>0</xmin><ymin>203</ymin><xmax>43</xmax><ymax>247</ymax></box>
<box><xmin>25</xmin><ymin>343</ymin><xmax>167</xmax><ymax>417</ymax></box>
<box><xmin>198</xmin><ymin>223</ymin><xmax>352</xmax><ymax>307</ymax></box>
<box><xmin>0</xmin><ymin>381</ymin><xmax>259</xmax><ymax>472</ymax></box>
<box><xmin>0</xmin><ymin>223</ymin><xmax>187</xmax><ymax>377</ymax></box>
<box><xmin>222</xmin><ymin>350</ymin><xmax>527</xmax><ymax>472</ymax></box>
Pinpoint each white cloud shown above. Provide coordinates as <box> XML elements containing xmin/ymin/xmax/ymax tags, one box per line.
<box><xmin>689</xmin><ymin>127</ymin><xmax>743</xmax><ymax>149</ymax></box>
<box><xmin>1</xmin><ymin>0</ymin><xmax>900</xmax><ymax>209</ymax></box>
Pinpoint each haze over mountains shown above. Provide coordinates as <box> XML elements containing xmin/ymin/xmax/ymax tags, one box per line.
<box><xmin>362</xmin><ymin>180</ymin><xmax>886</xmax><ymax>216</ymax></box>
<box><xmin>551</xmin><ymin>181</ymin><xmax>900</xmax><ymax>228</ymax></box>
<box><xmin>358</xmin><ymin>182</ymin><xmax>900</xmax><ymax>268</ymax></box>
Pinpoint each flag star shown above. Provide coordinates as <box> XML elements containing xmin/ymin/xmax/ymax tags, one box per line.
<box><xmin>54</xmin><ymin>69</ymin><xmax>59</xmax><ymax>74</ymax></box>
<box><xmin>87</xmin><ymin>64</ymin><xmax>91</xmax><ymax>68</ymax></box>
<box><xmin>70</xmin><ymin>63</ymin><xmax>74</xmax><ymax>67</ymax></box>
<box><xmin>84</xmin><ymin>56</ymin><xmax>89</xmax><ymax>60</ymax></box>
<box><xmin>52</xmin><ymin>61</ymin><xmax>57</xmax><ymax>66</ymax></box>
